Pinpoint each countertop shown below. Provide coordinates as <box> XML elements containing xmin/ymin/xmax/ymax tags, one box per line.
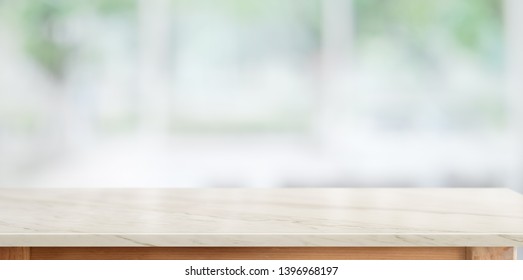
<box><xmin>0</xmin><ymin>188</ymin><xmax>522</xmax><ymax>247</ymax></box>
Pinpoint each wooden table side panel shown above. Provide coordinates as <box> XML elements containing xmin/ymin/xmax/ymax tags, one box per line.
<box><xmin>466</xmin><ymin>247</ymin><xmax>516</xmax><ymax>260</ymax></box>
<box><xmin>29</xmin><ymin>247</ymin><xmax>467</xmax><ymax>260</ymax></box>
<box><xmin>0</xmin><ymin>247</ymin><xmax>30</xmax><ymax>260</ymax></box>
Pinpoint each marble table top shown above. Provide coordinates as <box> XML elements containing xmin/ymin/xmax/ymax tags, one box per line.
<box><xmin>0</xmin><ymin>188</ymin><xmax>522</xmax><ymax>247</ymax></box>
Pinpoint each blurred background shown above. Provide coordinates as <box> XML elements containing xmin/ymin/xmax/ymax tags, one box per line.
<box><xmin>1</xmin><ymin>0</ymin><xmax>523</xmax><ymax>194</ymax></box>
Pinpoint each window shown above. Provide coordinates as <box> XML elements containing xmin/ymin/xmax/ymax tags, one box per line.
<box><xmin>0</xmin><ymin>0</ymin><xmax>520</xmax><ymax>190</ymax></box>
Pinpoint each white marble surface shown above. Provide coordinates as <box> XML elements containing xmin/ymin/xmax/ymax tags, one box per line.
<box><xmin>0</xmin><ymin>188</ymin><xmax>522</xmax><ymax>247</ymax></box>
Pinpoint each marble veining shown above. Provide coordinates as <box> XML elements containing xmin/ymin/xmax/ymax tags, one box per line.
<box><xmin>0</xmin><ymin>188</ymin><xmax>522</xmax><ymax>246</ymax></box>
